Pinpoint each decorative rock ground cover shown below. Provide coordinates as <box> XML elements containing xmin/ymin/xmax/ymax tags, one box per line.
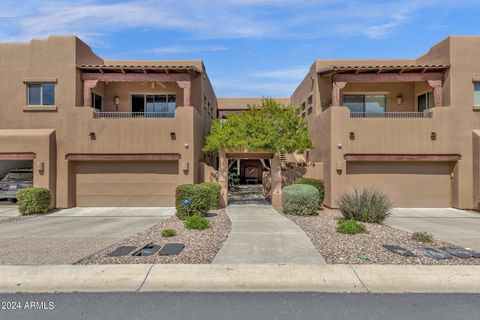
<box><xmin>79</xmin><ymin>209</ymin><xmax>231</xmax><ymax>264</ymax></box>
<box><xmin>286</xmin><ymin>208</ymin><xmax>480</xmax><ymax>265</ymax></box>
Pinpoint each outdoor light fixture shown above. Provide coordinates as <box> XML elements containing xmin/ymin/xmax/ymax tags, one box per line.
<box><xmin>89</xmin><ymin>132</ymin><xmax>96</xmax><ymax>140</ymax></box>
<box><xmin>114</xmin><ymin>96</ymin><xmax>120</xmax><ymax>111</ymax></box>
<box><xmin>349</xmin><ymin>132</ymin><xmax>355</xmax><ymax>140</ymax></box>
<box><xmin>396</xmin><ymin>94</ymin><xmax>403</xmax><ymax>105</ymax></box>
<box><xmin>170</xmin><ymin>132</ymin><xmax>176</xmax><ymax>140</ymax></box>
<box><xmin>431</xmin><ymin>132</ymin><xmax>437</xmax><ymax>140</ymax></box>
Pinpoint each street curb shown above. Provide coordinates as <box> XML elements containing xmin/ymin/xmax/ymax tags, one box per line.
<box><xmin>0</xmin><ymin>264</ymin><xmax>479</xmax><ymax>293</ymax></box>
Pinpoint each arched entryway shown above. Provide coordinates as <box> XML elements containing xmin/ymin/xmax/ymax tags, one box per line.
<box><xmin>218</xmin><ymin>151</ymin><xmax>283</xmax><ymax>208</ymax></box>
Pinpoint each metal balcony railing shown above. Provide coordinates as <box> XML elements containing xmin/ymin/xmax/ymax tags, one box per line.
<box><xmin>93</xmin><ymin>111</ymin><xmax>175</xmax><ymax>119</ymax></box>
<box><xmin>350</xmin><ymin>112</ymin><xmax>433</xmax><ymax>118</ymax></box>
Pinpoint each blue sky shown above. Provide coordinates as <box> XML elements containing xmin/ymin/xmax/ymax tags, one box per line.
<box><xmin>1</xmin><ymin>0</ymin><xmax>479</xmax><ymax>97</ymax></box>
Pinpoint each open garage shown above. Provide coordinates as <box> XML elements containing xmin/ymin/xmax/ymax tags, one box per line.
<box><xmin>0</xmin><ymin>153</ymin><xmax>34</xmax><ymax>204</ymax></box>
<box><xmin>346</xmin><ymin>161</ymin><xmax>455</xmax><ymax>208</ymax></box>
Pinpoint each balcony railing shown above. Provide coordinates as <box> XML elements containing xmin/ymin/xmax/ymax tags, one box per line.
<box><xmin>93</xmin><ymin>111</ymin><xmax>174</xmax><ymax>119</ymax></box>
<box><xmin>350</xmin><ymin>112</ymin><xmax>432</xmax><ymax>119</ymax></box>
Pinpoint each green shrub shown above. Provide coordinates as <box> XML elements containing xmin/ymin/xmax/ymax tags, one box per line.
<box><xmin>337</xmin><ymin>187</ymin><xmax>393</xmax><ymax>223</ymax></box>
<box><xmin>184</xmin><ymin>214</ymin><xmax>210</xmax><ymax>230</ymax></box>
<box><xmin>296</xmin><ymin>178</ymin><xmax>325</xmax><ymax>207</ymax></box>
<box><xmin>161</xmin><ymin>229</ymin><xmax>177</xmax><ymax>237</ymax></box>
<box><xmin>336</xmin><ymin>219</ymin><xmax>367</xmax><ymax>235</ymax></box>
<box><xmin>282</xmin><ymin>184</ymin><xmax>319</xmax><ymax>216</ymax></box>
<box><xmin>175</xmin><ymin>184</ymin><xmax>212</xmax><ymax>218</ymax></box>
<box><xmin>411</xmin><ymin>231</ymin><xmax>433</xmax><ymax>243</ymax></box>
<box><xmin>16</xmin><ymin>187</ymin><xmax>51</xmax><ymax>215</ymax></box>
<box><xmin>201</xmin><ymin>182</ymin><xmax>221</xmax><ymax>209</ymax></box>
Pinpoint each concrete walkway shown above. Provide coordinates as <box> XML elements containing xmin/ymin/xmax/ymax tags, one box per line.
<box><xmin>386</xmin><ymin>208</ymin><xmax>480</xmax><ymax>250</ymax></box>
<box><xmin>0</xmin><ymin>205</ymin><xmax>19</xmax><ymax>220</ymax></box>
<box><xmin>214</xmin><ymin>186</ymin><xmax>325</xmax><ymax>264</ymax></box>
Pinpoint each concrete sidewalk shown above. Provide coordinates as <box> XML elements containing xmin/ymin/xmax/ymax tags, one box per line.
<box><xmin>0</xmin><ymin>264</ymin><xmax>479</xmax><ymax>293</ymax></box>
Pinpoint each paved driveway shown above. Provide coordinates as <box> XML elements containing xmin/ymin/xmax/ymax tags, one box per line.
<box><xmin>386</xmin><ymin>208</ymin><xmax>480</xmax><ymax>251</ymax></box>
<box><xmin>0</xmin><ymin>207</ymin><xmax>174</xmax><ymax>264</ymax></box>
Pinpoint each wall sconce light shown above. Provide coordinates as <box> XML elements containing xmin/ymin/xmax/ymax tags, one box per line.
<box><xmin>337</xmin><ymin>143</ymin><xmax>343</xmax><ymax>149</ymax></box>
<box><xmin>396</xmin><ymin>94</ymin><xmax>403</xmax><ymax>105</ymax></box>
<box><xmin>431</xmin><ymin>132</ymin><xmax>437</xmax><ymax>140</ymax></box>
<box><xmin>170</xmin><ymin>132</ymin><xmax>176</xmax><ymax>140</ymax></box>
<box><xmin>37</xmin><ymin>161</ymin><xmax>44</xmax><ymax>173</ymax></box>
<box><xmin>349</xmin><ymin>132</ymin><xmax>355</xmax><ymax>140</ymax></box>
<box><xmin>114</xmin><ymin>96</ymin><xmax>120</xmax><ymax>111</ymax></box>
<box><xmin>89</xmin><ymin>132</ymin><xmax>96</xmax><ymax>140</ymax></box>
<box><xmin>184</xmin><ymin>143</ymin><xmax>189</xmax><ymax>149</ymax></box>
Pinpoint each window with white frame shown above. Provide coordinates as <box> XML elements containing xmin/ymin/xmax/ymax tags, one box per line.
<box><xmin>474</xmin><ymin>82</ymin><xmax>480</xmax><ymax>107</ymax></box>
<box><xmin>27</xmin><ymin>83</ymin><xmax>55</xmax><ymax>106</ymax></box>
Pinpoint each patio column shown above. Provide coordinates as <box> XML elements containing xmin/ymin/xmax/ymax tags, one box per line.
<box><xmin>177</xmin><ymin>80</ymin><xmax>191</xmax><ymax>106</ymax></box>
<box><xmin>271</xmin><ymin>154</ymin><xmax>282</xmax><ymax>209</ymax></box>
<box><xmin>427</xmin><ymin>80</ymin><xmax>443</xmax><ymax>107</ymax></box>
<box><xmin>218</xmin><ymin>150</ymin><xmax>228</xmax><ymax>208</ymax></box>
<box><xmin>83</xmin><ymin>80</ymin><xmax>98</xmax><ymax>107</ymax></box>
<box><xmin>332</xmin><ymin>81</ymin><xmax>347</xmax><ymax>106</ymax></box>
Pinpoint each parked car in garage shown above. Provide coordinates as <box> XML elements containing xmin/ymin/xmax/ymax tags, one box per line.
<box><xmin>0</xmin><ymin>168</ymin><xmax>33</xmax><ymax>202</ymax></box>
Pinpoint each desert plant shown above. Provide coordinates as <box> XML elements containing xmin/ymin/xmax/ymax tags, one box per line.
<box><xmin>16</xmin><ymin>188</ymin><xmax>51</xmax><ymax>215</ymax></box>
<box><xmin>201</xmin><ymin>182</ymin><xmax>222</xmax><ymax>209</ymax></box>
<box><xmin>282</xmin><ymin>184</ymin><xmax>319</xmax><ymax>216</ymax></box>
<box><xmin>411</xmin><ymin>231</ymin><xmax>434</xmax><ymax>243</ymax></box>
<box><xmin>296</xmin><ymin>178</ymin><xmax>325</xmax><ymax>207</ymax></box>
<box><xmin>175</xmin><ymin>184</ymin><xmax>212</xmax><ymax>218</ymax></box>
<box><xmin>161</xmin><ymin>229</ymin><xmax>177</xmax><ymax>237</ymax></box>
<box><xmin>184</xmin><ymin>214</ymin><xmax>210</xmax><ymax>230</ymax></box>
<box><xmin>337</xmin><ymin>187</ymin><xmax>393</xmax><ymax>223</ymax></box>
<box><xmin>336</xmin><ymin>219</ymin><xmax>367</xmax><ymax>235</ymax></box>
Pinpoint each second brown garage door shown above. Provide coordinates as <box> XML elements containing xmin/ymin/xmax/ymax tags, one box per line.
<box><xmin>75</xmin><ymin>161</ymin><xmax>179</xmax><ymax>207</ymax></box>
<box><xmin>346</xmin><ymin>161</ymin><xmax>453</xmax><ymax>208</ymax></box>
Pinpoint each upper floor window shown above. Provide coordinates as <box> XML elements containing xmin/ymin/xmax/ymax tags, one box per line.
<box><xmin>474</xmin><ymin>82</ymin><xmax>480</xmax><ymax>107</ymax></box>
<box><xmin>91</xmin><ymin>92</ymin><xmax>102</xmax><ymax>111</ymax></box>
<box><xmin>27</xmin><ymin>83</ymin><xmax>55</xmax><ymax>106</ymax></box>
<box><xmin>417</xmin><ymin>92</ymin><xmax>434</xmax><ymax>112</ymax></box>
<box><xmin>343</xmin><ymin>94</ymin><xmax>386</xmax><ymax>113</ymax></box>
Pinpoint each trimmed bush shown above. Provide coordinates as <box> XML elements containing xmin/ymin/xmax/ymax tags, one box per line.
<box><xmin>411</xmin><ymin>231</ymin><xmax>434</xmax><ymax>243</ymax></box>
<box><xmin>282</xmin><ymin>184</ymin><xmax>319</xmax><ymax>216</ymax></box>
<box><xmin>175</xmin><ymin>184</ymin><xmax>212</xmax><ymax>218</ymax></box>
<box><xmin>337</xmin><ymin>187</ymin><xmax>393</xmax><ymax>223</ymax></box>
<box><xmin>336</xmin><ymin>219</ymin><xmax>366</xmax><ymax>235</ymax></box>
<box><xmin>161</xmin><ymin>229</ymin><xmax>177</xmax><ymax>237</ymax></box>
<box><xmin>201</xmin><ymin>182</ymin><xmax>221</xmax><ymax>209</ymax></box>
<box><xmin>184</xmin><ymin>214</ymin><xmax>210</xmax><ymax>230</ymax></box>
<box><xmin>16</xmin><ymin>187</ymin><xmax>51</xmax><ymax>215</ymax></box>
<box><xmin>296</xmin><ymin>178</ymin><xmax>325</xmax><ymax>207</ymax></box>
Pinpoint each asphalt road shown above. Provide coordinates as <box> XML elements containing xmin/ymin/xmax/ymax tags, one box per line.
<box><xmin>0</xmin><ymin>292</ymin><xmax>479</xmax><ymax>320</ymax></box>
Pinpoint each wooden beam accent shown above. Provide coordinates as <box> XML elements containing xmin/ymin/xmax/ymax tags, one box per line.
<box><xmin>333</xmin><ymin>72</ymin><xmax>444</xmax><ymax>83</ymax></box>
<box><xmin>83</xmin><ymin>80</ymin><xmax>98</xmax><ymax>107</ymax></box>
<box><xmin>427</xmin><ymin>80</ymin><xmax>443</xmax><ymax>107</ymax></box>
<box><xmin>0</xmin><ymin>153</ymin><xmax>36</xmax><ymax>160</ymax></box>
<box><xmin>344</xmin><ymin>154</ymin><xmax>461</xmax><ymax>162</ymax></box>
<box><xmin>225</xmin><ymin>152</ymin><xmax>274</xmax><ymax>159</ymax></box>
<box><xmin>177</xmin><ymin>80</ymin><xmax>191</xmax><ymax>106</ymax></box>
<box><xmin>81</xmin><ymin>73</ymin><xmax>191</xmax><ymax>82</ymax></box>
<box><xmin>65</xmin><ymin>153</ymin><xmax>181</xmax><ymax>161</ymax></box>
<box><xmin>332</xmin><ymin>81</ymin><xmax>347</xmax><ymax>106</ymax></box>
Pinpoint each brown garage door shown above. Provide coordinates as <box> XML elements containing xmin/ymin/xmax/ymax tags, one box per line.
<box><xmin>346</xmin><ymin>161</ymin><xmax>453</xmax><ymax>207</ymax></box>
<box><xmin>75</xmin><ymin>161</ymin><xmax>179</xmax><ymax>207</ymax></box>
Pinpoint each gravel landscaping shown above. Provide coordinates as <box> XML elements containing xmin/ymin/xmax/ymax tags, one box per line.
<box><xmin>79</xmin><ymin>209</ymin><xmax>231</xmax><ymax>265</ymax></box>
<box><xmin>285</xmin><ymin>208</ymin><xmax>480</xmax><ymax>265</ymax></box>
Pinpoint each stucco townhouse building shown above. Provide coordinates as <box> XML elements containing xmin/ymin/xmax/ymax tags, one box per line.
<box><xmin>1</xmin><ymin>35</ymin><xmax>480</xmax><ymax>210</ymax></box>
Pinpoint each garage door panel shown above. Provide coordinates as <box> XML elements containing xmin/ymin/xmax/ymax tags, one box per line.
<box><xmin>75</xmin><ymin>161</ymin><xmax>178</xmax><ymax>207</ymax></box>
<box><xmin>346</xmin><ymin>162</ymin><xmax>452</xmax><ymax>208</ymax></box>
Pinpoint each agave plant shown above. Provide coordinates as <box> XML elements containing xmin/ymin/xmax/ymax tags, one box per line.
<box><xmin>337</xmin><ymin>187</ymin><xmax>393</xmax><ymax>223</ymax></box>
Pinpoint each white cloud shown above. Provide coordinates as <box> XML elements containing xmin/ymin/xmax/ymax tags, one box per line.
<box><xmin>251</xmin><ymin>67</ymin><xmax>308</xmax><ymax>81</ymax></box>
<box><xmin>145</xmin><ymin>45</ymin><xmax>228</xmax><ymax>54</ymax></box>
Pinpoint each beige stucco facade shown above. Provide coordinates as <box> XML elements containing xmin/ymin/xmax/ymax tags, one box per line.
<box><xmin>2</xmin><ymin>35</ymin><xmax>480</xmax><ymax>210</ymax></box>
<box><xmin>291</xmin><ymin>36</ymin><xmax>480</xmax><ymax>209</ymax></box>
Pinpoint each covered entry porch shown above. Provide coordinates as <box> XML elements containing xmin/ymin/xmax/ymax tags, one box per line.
<box><xmin>218</xmin><ymin>151</ymin><xmax>283</xmax><ymax>209</ymax></box>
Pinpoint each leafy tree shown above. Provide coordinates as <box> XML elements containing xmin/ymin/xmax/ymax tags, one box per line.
<box><xmin>203</xmin><ymin>98</ymin><xmax>313</xmax><ymax>154</ymax></box>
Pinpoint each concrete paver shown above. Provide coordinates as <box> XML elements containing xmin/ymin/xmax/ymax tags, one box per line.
<box><xmin>386</xmin><ymin>208</ymin><xmax>480</xmax><ymax>250</ymax></box>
